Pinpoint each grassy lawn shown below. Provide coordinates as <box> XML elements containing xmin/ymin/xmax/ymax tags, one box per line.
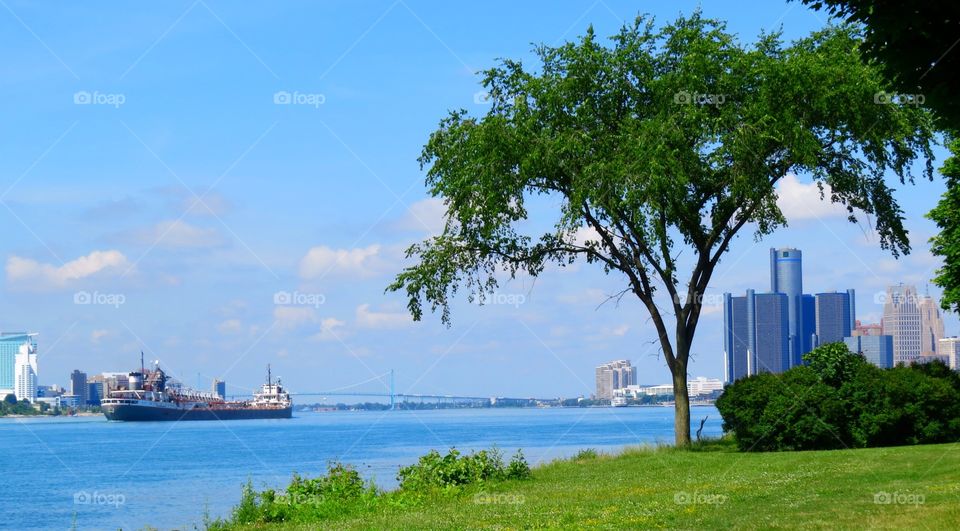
<box><xmin>232</xmin><ymin>440</ymin><xmax>960</xmax><ymax>530</ymax></box>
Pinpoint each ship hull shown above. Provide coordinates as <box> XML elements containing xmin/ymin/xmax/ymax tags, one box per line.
<box><xmin>103</xmin><ymin>404</ymin><xmax>292</xmax><ymax>421</ymax></box>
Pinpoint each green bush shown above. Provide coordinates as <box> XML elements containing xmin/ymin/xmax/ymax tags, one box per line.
<box><xmin>397</xmin><ymin>447</ymin><xmax>532</xmax><ymax>491</ymax></box>
<box><xmin>716</xmin><ymin>343</ymin><xmax>960</xmax><ymax>451</ymax></box>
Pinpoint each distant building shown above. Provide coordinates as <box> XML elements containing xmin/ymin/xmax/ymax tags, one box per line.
<box><xmin>213</xmin><ymin>379</ymin><xmax>226</xmax><ymax>399</ymax></box>
<box><xmin>14</xmin><ymin>342</ymin><xmax>38</xmax><ymax>403</ymax></box>
<box><xmin>853</xmin><ymin>320</ymin><xmax>883</xmax><ymax>337</ymax></box>
<box><xmin>916</xmin><ymin>353</ymin><xmax>951</xmax><ymax>366</ymax></box>
<box><xmin>938</xmin><ymin>337</ymin><xmax>960</xmax><ymax>370</ymax></box>
<box><xmin>0</xmin><ymin>333</ymin><xmax>37</xmax><ymax>397</ymax></box>
<box><xmin>883</xmin><ymin>284</ymin><xmax>923</xmax><ymax>365</ymax></box>
<box><xmin>844</xmin><ymin>335</ymin><xmax>894</xmax><ymax>369</ymax></box>
<box><xmin>814</xmin><ymin>290</ymin><xmax>855</xmax><ymax>346</ymax></box>
<box><xmin>723</xmin><ymin>290</ymin><xmax>789</xmax><ymax>382</ymax></box>
<box><xmin>60</xmin><ymin>394</ymin><xmax>80</xmax><ymax>408</ymax></box>
<box><xmin>615</xmin><ymin>377</ymin><xmax>723</xmax><ymax>399</ymax></box>
<box><xmin>595</xmin><ymin>360</ymin><xmax>636</xmax><ymax>400</ymax></box>
<box><xmin>770</xmin><ymin>248</ymin><xmax>808</xmax><ymax>366</ymax></box>
<box><xmin>70</xmin><ymin>370</ymin><xmax>88</xmax><ymax>406</ymax></box>
<box><xmin>919</xmin><ymin>294</ymin><xmax>945</xmax><ymax>356</ymax></box>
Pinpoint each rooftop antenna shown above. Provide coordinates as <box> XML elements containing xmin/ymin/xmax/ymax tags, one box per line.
<box><xmin>267</xmin><ymin>364</ymin><xmax>272</xmax><ymax>388</ymax></box>
<box><xmin>140</xmin><ymin>351</ymin><xmax>145</xmax><ymax>375</ymax></box>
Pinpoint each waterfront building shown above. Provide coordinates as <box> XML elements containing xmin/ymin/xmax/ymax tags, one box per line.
<box><xmin>723</xmin><ymin>290</ymin><xmax>789</xmax><ymax>382</ymax></box>
<box><xmin>916</xmin><ymin>353</ymin><xmax>951</xmax><ymax>366</ymax></box>
<box><xmin>882</xmin><ymin>284</ymin><xmax>923</xmax><ymax>365</ymax></box>
<box><xmin>814</xmin><ymin>290</ymin><xmax>855</xmax><ymax>346</ymax></box>
<box><xmin>938</xmin><ymin>337</ymin><xmax>960</xmax><ymax>370</ymax></box>
<box><xmin>14</xmin><ymin>342</ymin><xmax>38</xmax><ymax>402</ymax></box>
<box><xmin>844</xmin><ymin>335</ymin><xmax>894</xmax><ymax>369</ymax></box>
<box><xmin>615</xmin><ymin>377</ymin><xmax>723</xmax><ymax>399</ymax></box>
<box><xmin>919</xmin><ymin>294</ymin><xmax>945</xmax><ymax>355</ymax></box>
<box><xmin>70</xmin><ymin>370</ymin><xmax>88</xmax><ymax>406</ymax></box>
<box><xmin>60</xmin><ymin>394</ymin><xmax>80</xmax><ymax>408</ymax></box>
<box><xmin>0</xmin><ymin>333</ymin><xmax>37</xmax><ymax>396</ymax></box>
<box><xmin>595</xmin><ymin>360</ymin><xmax>636</xmax><ymax>400</ymax></box>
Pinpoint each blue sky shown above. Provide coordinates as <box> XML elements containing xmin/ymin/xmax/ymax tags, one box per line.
<box><xmin>1</xmin><ymin>0</ymin><xmax>955</xmax><ymax>398</ymax></box>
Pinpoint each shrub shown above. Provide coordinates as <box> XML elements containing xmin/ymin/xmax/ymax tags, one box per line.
<box><xmin>717</xmin><ymin>344</ymin><xmax>960</xmax><ymax>451</ymax></box>
<box><xmin>506</xmin><ymin>450</ymin><xmax>531</xmax><ymax>479</ymax></box>
<box><xmin>397</xmin><ymin>447</ymin><xmax>512</xmax><ymax>491</ymax></box>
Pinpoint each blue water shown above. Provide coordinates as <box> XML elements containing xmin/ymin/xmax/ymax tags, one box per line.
<box><xmin>0</xmin><ymin>406</ymin><xmax>721</xmax><ymax>530</ymax></box>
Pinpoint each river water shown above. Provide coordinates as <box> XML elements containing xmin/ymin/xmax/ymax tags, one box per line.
<box><xmin>1</xmin><ymin>405</ymin><xmax>721</xmax><ymax>529</ymax></box>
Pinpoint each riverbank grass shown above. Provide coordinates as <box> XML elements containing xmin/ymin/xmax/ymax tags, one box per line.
<box><xmin>221</xmin><ymin>439</ymin><xmax>960</xmax><ymax>529</ymax></box>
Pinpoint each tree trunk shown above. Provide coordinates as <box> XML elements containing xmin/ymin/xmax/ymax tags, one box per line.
<box><xmin>672</xmin><ymin>356</ymin><xmax>691</xmax><ymax>446</ymax></box>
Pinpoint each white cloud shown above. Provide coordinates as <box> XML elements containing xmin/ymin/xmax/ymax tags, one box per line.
<box><xmin>775</xmin><ymin>173</ymin><xmax>849</xmax><ymax>221</ymax></box>
<box><xmin>136</xmin><ymin>220</ymin><xmax>225</xmax><ymax>248</ymax></box>
<box><xmin>6</xmin><ymin>250</ymin><xmax>129</xmax><ymax>289</ymax></box>
<box><xmin>611</xmin><ymin>324</ymin><xmax>629</xmax><ymax>336</ymax></box>
<box><xmin>91</xmin><ymin>329</ymin><xmax>110</xmax><ymax>344</ymax></box>
<box><xmin>395</xmin><ymin>198</ymin><xmax>448</xmax><ymax>234</ymax></box>
<box><xmin>311</xmin><ymin>318</ymin><xmax>347</xmax><ymax>342</ymax></box>
<box><xmin>217</xmin><ymin>319</ymin><xmax>243</xmax><ymax>335</ymax></box>
<box><xmin>356</xmin><ymin>303</ymin><xmax>412</xmax><ymax>329</ymax></box>
<box><xmin>299</xmin><ymin>244</ymin><xmax>382</xmax><ymax>279</ymax></box>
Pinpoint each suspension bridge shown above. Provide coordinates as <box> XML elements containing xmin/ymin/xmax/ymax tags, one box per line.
<box><xmin>227</xmin><ymin>370</ymin><xmax>563</xmax><ymax>409</ymax></box>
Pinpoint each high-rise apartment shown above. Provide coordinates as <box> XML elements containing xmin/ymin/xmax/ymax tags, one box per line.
<box><xmin>882</xmin><ymin>284</ymin><xmax>922</xmax><ymax>365</ymax></box>
<box><xmin>595</xmin><ymin>360</ymin><xmax>636</xmax><ymax>400</ymax></box>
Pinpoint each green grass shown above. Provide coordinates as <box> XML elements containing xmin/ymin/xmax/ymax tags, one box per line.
<box><xmin>226</xmin><ymin>439</ymin><xmax>960</xmax><ymax>530</ymax></box>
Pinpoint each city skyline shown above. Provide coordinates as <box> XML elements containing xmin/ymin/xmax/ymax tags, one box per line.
<box><xmin>1</xmin><ymin>0</ymin><xmax>957</xmax><ymax>398</ymax></box>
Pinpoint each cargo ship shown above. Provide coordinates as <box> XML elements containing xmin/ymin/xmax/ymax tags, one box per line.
<box><xmin>101</xmin><ymin>358</ymin><xmax>292</xmax><ymax>421</ymax></box>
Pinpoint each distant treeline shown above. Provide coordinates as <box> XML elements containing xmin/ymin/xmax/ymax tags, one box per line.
<box><xmin>294</xmin><ymin>395</ymin><xmax>683</xmax><ymax>412</ymax></box>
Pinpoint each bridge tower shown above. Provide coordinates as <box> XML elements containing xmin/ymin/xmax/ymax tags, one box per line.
<box><xmin>390</xmin><ymin>369</ymin><xmax>395</xmax><ymax>410</ymax></box>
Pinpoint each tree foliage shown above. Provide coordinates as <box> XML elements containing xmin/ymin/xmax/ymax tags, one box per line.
<box><xmin>927</xmin><ymin>140</ymin><xmax>960</xmax><ymax>313</ymax></box>
<box><xmin>798</xmin><ymin>0</ymin><xmax>960</xmax><ymax>130</ymax></box>
<box><xmin>389</xmin><ymin>12</ymin><xmax>935</xmax><ymax>445</ymax></box>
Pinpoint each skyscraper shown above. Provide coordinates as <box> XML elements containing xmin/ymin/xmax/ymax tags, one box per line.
<box><xmin>723</xmin><ymin>290</ymin><xmax>790</xmax><ymax>382</ymax></box>
<box><xmin>595</xmin><ymin>360</ymin><xmax>635</xmax><ymax>400</ymax></box>
<box><xmin>1</xmin><ymin>333</ymin><xmax>37</xmax><ymax>397</ymax></box>
<box><xmin>938</xmin><ymin>337</ymin><xmax>960</xmax><ymax>370</ymax></box>
<box><xmin>70</xmin><ymin>370</ymin><xmax>89</xmax><ymax>406</ymax></box>
<box><xmin>14</xmin><ymin>342</ymin><xmax>38</xmax><ymax>402</ymax></box>
<box><xmin>814</xmin><ymin>290</ymin><xmax>854</xmax><ymax>346</ymax></box>
<box><xmin>918</xmin><ymin>294</ymin><xmax>945</xmax><ymax>355</ymax></box>
<box><xmin>882</xmin><ymin>284</ymin><xmax>922</xmax><ymax>365</ymax></box>
<box><xmin>213</xmin><ymin>379</ymin><xmax>226</xmax><ymax>399</ymax></box>
<box><xmin>770</xmin><ymin>248</ymin><xmax>806</xmax><ymax>366</ymax></box>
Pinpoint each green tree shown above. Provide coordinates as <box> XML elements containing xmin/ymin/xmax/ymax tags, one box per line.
<box><xmin>389</xmin><ymin>13</ymin><xmax>935</xmax><ymax>445</ymax></box>
<box><xmin>797</xmin><ymin>0</ymin><xmax>960</xmax><ymax>129</ymax></box>
<box><xmin>927</xmin><ymin>140</ymin><xmax>960</xmax><ymax>313</ymax></box>
<box><xmin>802</xmin><ymin>341</ymin><xmax>865</xmax><ymax>386</ymax></box>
